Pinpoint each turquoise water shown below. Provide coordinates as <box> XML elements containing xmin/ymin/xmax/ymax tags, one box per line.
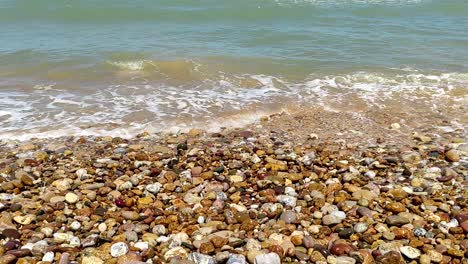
<box><xmin>0</xmin><ymin>0</ymin><xmax>467</xmax><ymax>138</ymax></box>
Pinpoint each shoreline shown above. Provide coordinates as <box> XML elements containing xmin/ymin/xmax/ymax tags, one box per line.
<box><xmin>0</xmin><ymin>106</ymin><xmax>466</xmax><ymax>263</ymax></box>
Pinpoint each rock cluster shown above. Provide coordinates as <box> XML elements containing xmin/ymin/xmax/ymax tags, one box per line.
<box><xmin>0</xmin><ymin>120</ymin><xmax>466</xmax><ymax>264</ymax></box>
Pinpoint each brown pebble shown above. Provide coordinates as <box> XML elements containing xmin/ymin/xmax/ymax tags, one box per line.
<box><xmin>268</xmin><ymin>245</ymin><xmax>284</xmax><ymax>258</ymax></box>
<box><xmin>0</xmin><ymin>254</ymin><xmax>16</xmax><ymax>264</ymax></box>
<box><xmin>210</xmin><ymin>236</ymin><xmax>228</xmax><ymax>248</ymax></box>
<box><xmin>2</xmin><ymin>229</ymin><xmax>20</xmax><ymax>239</ymax></box>
<box><xmin>375</xmin><ymin>251</ymin><xmax>404</xmax><ymax>264</ymax></box>
<box><xmin>330</xmin><ymin>240</ymin><xmax>356</xmax><ymax>256</ymax></box>
<box><xmin>199</xmin><ymin>241</ymin><xmax>215</xmax><ymax>254</ymax></box>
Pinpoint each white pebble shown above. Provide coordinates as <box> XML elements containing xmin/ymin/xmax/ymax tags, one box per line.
<box><xmin>197</xmin><ymin>216</ymin><xmax>205</xmax><ymax>224</ymax></box>
<box><xmin>146</xmin><ymin>183</ymin><xmax>162</xmax><ymax>194</ymax></box>
<box><xmin>76</xmin><ymin>168</ymin><xmax>87</xmax><ymax>178</ymax></box>
<box><xmin>110</xmin><ymin>242</ymin><xmax>129</xmax><ymax>257</ymax></box>
<box><xmin>69</xmin><ymin>236</ymin><xmax>81</xmax><ymax>247</ymax></box>
<box><xmin>400</xmin><ymin>246</ymin><xmax>421</xmax><ymax>259</ymax></box>
<box><xmin>98</xmin><ymin>223</ymin><xmax>107</xmax><ymax>232</ymax></box>
<box><xmin>53</xmin><ymin>233</ymin><xmax>71</xmax><ymax>243</ymax></box>
<box><xmin>65</xmin><ymin>192</ymin><xmax>79</xmax><ymax>204</ymax></box>
<box><xmin>42</xmin><ymin>251</ymin><xmax>54</xmax><ymax>262</ymax></box>
<box><xmin>70</xmin><ymin>221</ymin><xmax>81</xmax><ymax>231</ymax></box>
<box><xmin>390</xmin><ymin>123</ymin><xmax>401</xmax><ymax>129</ymax></box>
<box><xmin>134</xmin><ymin>241</ymin><xmax>149</xmax><ymax>251</ymax></box>
<box><xmin>41</xmin><ymin>227</ymin><xmax>54</xmax><ymax>237</ymax></box>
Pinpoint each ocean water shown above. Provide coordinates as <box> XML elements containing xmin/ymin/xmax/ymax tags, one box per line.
<box><xmin>0</xmin><ymin>0</ymin><xmax>467</xmax><ymax>139</ymax></box>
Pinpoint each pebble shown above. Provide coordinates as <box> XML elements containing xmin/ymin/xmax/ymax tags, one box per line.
<box><xmin>70</xmin><ymin>221</ymin><xmax>81</xmax><ymax>231</ymax></box>
<box><xmin>335</xmin><ymin>256</ymin><xmax>357</xmax><ymax>264</ymax></box>
<box><xmin>276</xmin><ymin>195</ymin><xmax>297</xmax><ymax>207</ymax></box>
<box><xmin>427</xmin><ymin>250</ymin><xmax>443</xmax><ymax>263</ymax></box>
<box><xmin>42</xmin><ymin>252</ymin><xmax>54</xmax><ymax>262</ymax></box>
<box><xmin>254</xmin><ymin>253</ymin><xmax>281</xmax><ymax>264</ymax></box>
<box><xmin>226</xmin><ymin>254</ymin><xmax>247</xmax><ymax>264</ymax></box>
<box><xmin>279</xmin><ymin>210</ymin><xmax>297</xmax><ymax>224</ymax></box>
<box><xmin>445</xmin><ymin>149</ymin><xmax>460</xmax><ymax>162</ymax></box>
<box><xmin>98</xmin><ymin>223</ymin><xmax>107</xmax><ymax>232</ymax></box>
<box><xmin>110</xmin><ymin>242</ymin><xmax>128</xmax><ymax>257</ymax></box>
<box><xmin>353</xmin><ymin>223</ymin><xmax>368</xmax><ymax>233</ymax></box>
<box><xmin>134</xmin><ymin>241</ymin><xmax>149</xmax><ymax>251</ymax></box>
<box><xmin>146</xmin><ymin>183</ymin><xmax>162</xmax><ymax>194</ymax></box>
<box><xmin>399</xmin><ymin>246</ymin><xmax>420</xmax><ymax>259</ymax></box>
<box><xmin>386</xmin><ymin>215</ymin><xmax>410</xmax><ymax>226</ymax></box>
<box><xmin>82</xmin><ymin>256</ymin><xmax>104</xmax><ymax>264</ymax></box>
<box><xmin>188</xmin><ymin>253</ymin><xmax>216</xmax><ymax>264</ymax></box>
<box><xmin>322</xmin><ymin>211</ymin><xmax>346</xmax><ymax>225</ymax></box>
<box><xmin>65</xmin><ymin>192</ymin><xmax>79</xmax><ymax>204</ymax></box>
<box><xmin>121</xmin><ymin>211</ymin><xmax>139</xmax><ymax>221</ymax></box>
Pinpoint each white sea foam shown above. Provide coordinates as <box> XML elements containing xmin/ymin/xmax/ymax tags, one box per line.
<box><xmin>108</xmin><ymin>60</ymin><xmax>146</xmax><ymax>71</ymax></box>
<box><xmin>0</xmin><ymin>70</ymin><xmax>466</xmax><ymax>141</ymax></box>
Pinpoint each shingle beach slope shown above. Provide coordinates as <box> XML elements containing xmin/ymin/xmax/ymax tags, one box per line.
<box><xmin>0</xmin><ymin>107</ymin><xmax>466</xmax><ymax>264</ymax></box>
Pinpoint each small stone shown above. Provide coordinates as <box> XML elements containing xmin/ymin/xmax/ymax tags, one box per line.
<box><xmin>121</xmin><ymin>211</ymin><xmax>139</xmax><ymax>221</ymax></box>
<box><xmin>276</xmin><ymin>195</ymin><xmax>297</xmax><ymax>207</ymax></box>
<box><xmin>322</xmin><ymin>212</ymin><xmax>345</xmax><ymax>225</ymax></box>
<box><xmin>0</xmin><ymin>254</ymin><xmax>16</xmax><ymax>264</ymax></box>
<box><xmin>199</xmin><ymin>241</ymin><xmax>215</xmax><ymax>254</ymax></box>
<box><xmin>86</xmin><ymin>191</ymin><xmax>97</xmax><ymax>200</ymax></box>
<box><xmin>110</xmin><ymin>242</ymin><xmax>128</xmax><ymax>258</ymax></box>
<box><xmin>226</xmin><ymin>254</ymin><xmax>246</xmax><ymax>264</ymax></box>
<box><xmin>65</xmin><ymin>193</ymin><xmax>79</xmax><ymax>204</ymax></box>
<box><xmin>399</xmin><ymin>246</ymin><xmax>420</xmax><ymax>259</ymax></box>
<box><xmin>142</xmin><ymin>233</ymin><xmax>159</xmax><ymax>247</ymax></box>
<box><xmin>447</xmin><ymin>248</ymin><xmax>464</xmax><ymax>257</ymax></box>
<box><xmin>59</xmin><ymin>252</ymin><xmax>70</xmax><ymax>264</ymax></box>
<box><xmin>82</xmin><ymin>256</ymin><xmax>104</xmax><ymax>264</ymax></box>
<box><xmin>210</xmin><ymin>236</ymin><xmax>228</xmax><ymax>248</ymax></box>
<box><xmin>338</xmin><ymin>228</ymin><xmax>354</xmax><ymax>238</ymax></box>
<box><xmin>413</xmin><ymin>228</ymin><xmax>426</xmax><ymax>237</ymax></box>
<box><xmin>357</xmin><ymin>207</ymin><xmax>373</xmax><ymax>217</ymax></box>
<box><xmin>188</xmin><ymin>253</ymin><xmax>216</xmax><ymax>264</ymax></box>
<box><xmin>310</xmin><ymin>250</ymin><xmax>327</xmax><ymax>262</ymax></box>
<box><xmin>134</xmin><ymin>241</ymin><xmax>149</xmax><ymax>251</ymax></box>
<box><xmin>13</xmin><ymin>215</ymin><xmax>35</xmax><ymax>225</ymax></box>
<box><xmin>445</xmin><ymin>149</ymin><xmax>460</xmax><ymax>162</ymax></box>
<box><xmin>335</xmin><ymin>256</ymin><xmax>357</xmax><ymax>264</ymax></box>
<box><xmin>427</xmin><ymin>250</ymin><xmax>443</xmax><ymax>263</ymax></box>
<box><xmin>42</xmin><ymin>252</ymin><xmax>54</xmax><ymax>262</ymax></box>
<box><xmin>164</xmin><ymin>247</ymin><xmax>189</xmax><ymax>261</ymax></box>
<box><xmin>98</xmin><ymin>223</ymin><xmax>107</xmax><ymax>232</ymax></box>
<box><xmin>375</xmin><ymin>251</ymin><xmax>403</xmax><ymax>264</ymax></box>
<box><xmin>146</xmin><ymin>183</ymin><xmax>162</xmax><ymax>194</ymax></box>
<box><xmin>303</xmin><ymin>235</ymin><xmax>315</xmax><ymax>248</ymax></box>
<box><xmin>20</xmin><ymin>174</ymin><xmax>35</xmax><ymax>186</ymax></box>
<box><xmin>70</xmin><ymin>221</ymin><xmax>81</xmax><ymax>231</ymax></box>
<box><xmin>125</xmin><ymin>231</ymin><xmax>138</xmax><ymax>242</ymax></box>
<box><xmin>385</xmin><ymin>202</ymin><xmax>406</xmax><ymax>213</ymax></box>
<box><xmin>386</xmin><ymin>215</ymin><xmax>410</xmax><ymax>226</ymax></box>
<box><xmin>330</xmin><ymin>241</ymin><xmax>355</xmax><ymax>256</ymax></box>
<box><xmin>460</xmin><ymin>221</ymin><xmax>468</xmax><ymax>232</ymax></box>
<box><xmin>354</xmin><ymin>223</ymin><xmax>368</xmax><ymax>233</ymax></box>
<box><xmin>2</xmin><ymin>229</ymin><xmax>20</xmax><ymax>239</ymax></box>
<box><xmin>279</xmin><ymin>210</ymin><xmax>297</xmax><ymax>224</ymax></box>
<box><xmin>401</xmin><ymin>152</ymin><xmax>421</xmax><ymax>164</ymax></box>
<box><xmin>254</xmin><ymin>253</ymin><xmax>280</xmax><ymax>264</ymax></box>
<box><xmin>137</xmin><ymin>197</ymin><xmax>153</xmax><ymax>208</ymax></box>
<box><xmin>390</xmin><ymin>123</ymin><xmax>400</xmax><ymax>130</ymax></box>
<box><xmin>247</xmin><ymin>249</ymin><xmax>262</xmax><ymax>264</ymax></box>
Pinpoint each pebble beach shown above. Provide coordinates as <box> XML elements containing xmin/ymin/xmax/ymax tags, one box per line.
<box><xmin>0</xmin><ymin>106</ymin><xmax>466</xmax><ymax>264</ymax></box>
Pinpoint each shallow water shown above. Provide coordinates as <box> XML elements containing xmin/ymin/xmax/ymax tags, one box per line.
<box><xmin>0</xmin><ymin>0</ymin><xmax>467</xmax><ymax>139</ymax></box>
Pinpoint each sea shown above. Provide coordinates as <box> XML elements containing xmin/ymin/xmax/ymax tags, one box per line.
<box><xmin>1</xmin><ymin>0</ymin><xmax>467</xmax><ymax>140</ymax></box>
